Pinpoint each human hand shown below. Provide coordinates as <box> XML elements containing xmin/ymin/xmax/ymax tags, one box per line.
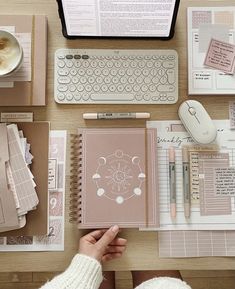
<box><xmin>79</xmin><ymin>225</ymin><xmax>127</xmax><ymax>263</ymax></box>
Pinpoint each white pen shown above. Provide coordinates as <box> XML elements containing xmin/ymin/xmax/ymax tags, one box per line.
<box><xmin>182</xmin><ymin>147</ymin><xmax>190</xmax><ymax>218</ymax></box>
<box><xmin>83</xmin><ymin>112</ymin><xmax>150</xmax><ymax>119</ymax></box>
<box><xmin>169</xmin><ymin>146</ymin><xmax>176</xmax><ymax>219</ymax></box>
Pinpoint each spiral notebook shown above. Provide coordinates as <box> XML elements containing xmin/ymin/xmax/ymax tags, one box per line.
<box><xmin>70</xmin><ymin>127</ymin><xmax>159</xmax><ymax>229</ymax></box>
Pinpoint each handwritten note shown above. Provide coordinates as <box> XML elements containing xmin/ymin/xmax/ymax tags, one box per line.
<box><xmin>204</xmin><ymin>38</ymin><xmax>235</xmax><ymax>74</ymax></box>
<box><xmin>214</xmin><ymin>167</ymin><xmax>235</xmax><ymax>196</ymax></box>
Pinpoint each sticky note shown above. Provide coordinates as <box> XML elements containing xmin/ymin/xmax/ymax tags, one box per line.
<box><xmin>204</xmin><ymin>38</ymin><xmax>235</xmax><ymax>74</ymax></box>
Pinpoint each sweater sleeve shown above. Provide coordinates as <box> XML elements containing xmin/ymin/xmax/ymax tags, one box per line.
<box><xmin>39</xmin><ymin>254</ymin><xmax>103</xmax><ymax>289</ymax></box>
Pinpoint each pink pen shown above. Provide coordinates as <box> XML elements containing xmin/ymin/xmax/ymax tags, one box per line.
<box><xmin>182</xmin><ymin>147</ymin><xmax>190</xmax><ymax>218</ymax></box>
<box><xmin>169</xmin><ymin>146</ymin><xmax>176</xmax><ymax>219</ymax></box>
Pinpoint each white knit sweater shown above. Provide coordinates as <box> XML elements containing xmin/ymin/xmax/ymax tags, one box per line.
<box><xmin>39</xmin><ymin>254</ymin><xmax>191</xmax><ymax>289</ymax></box>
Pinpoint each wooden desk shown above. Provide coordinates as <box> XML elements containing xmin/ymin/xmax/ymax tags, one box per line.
<box><xmin>0</xmin><ymin>0</ymin><xmax>234</xmax><ymax>272</ymax></box>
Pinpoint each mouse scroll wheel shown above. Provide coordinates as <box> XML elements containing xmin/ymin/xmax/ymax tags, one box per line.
<box><xmin>188</xmin><ymin>107</ymin><xmax>196</xmax><ymax>115</ymax></box>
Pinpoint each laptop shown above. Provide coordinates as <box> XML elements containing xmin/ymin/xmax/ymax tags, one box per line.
<box><xmin>56</xmin><ymin>0</ymin><xmax>180</xmax><ymax>40</ymax></box>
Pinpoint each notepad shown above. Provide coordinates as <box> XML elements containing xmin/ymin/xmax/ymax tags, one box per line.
<box><xmin>70</xmin><ymin>127</ymin><xmax>159</xmax><ymax>229</ymax></box>
<box><xmin>187</xmin><ymin>7</ymin><xmax>235</xmax><ymax>95</ymax></box>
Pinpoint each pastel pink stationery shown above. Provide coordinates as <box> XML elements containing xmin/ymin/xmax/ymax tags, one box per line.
<box><xmin>204</xmin><ymin>38</ymin><xmax>235</xmax><ymax>74</ymax></box>
<box><xmin>70</xmin><ymin>128</ymin><xmax>159</xmax><ymax>229</ymax></box>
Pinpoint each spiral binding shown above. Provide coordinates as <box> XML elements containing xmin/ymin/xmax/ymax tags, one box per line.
<box><xmin>69</xmin><ymin>133</ymin><xmax>83</xmax><ymax>223</ymax></box>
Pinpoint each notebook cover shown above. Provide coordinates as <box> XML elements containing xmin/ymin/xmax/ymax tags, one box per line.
<box><xmin>71</xmin><ymin>127</ymin><xmax>159</xmax><ymax>229</ymax></box>
<box><xmin>0</xmin><ymin>121</ymin><xmax>49</xmax><ymax>236</ymax></box>
<box><xmin>0</xmin><ymin>15</ymin><xmax>47</xmax><ymax>106</ymax></box>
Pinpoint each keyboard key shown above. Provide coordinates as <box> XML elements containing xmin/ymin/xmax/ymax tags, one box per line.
<box><xmin>58</xmin><ymin>68</ymin><xmax>69</xmax><ymax>76</ymax></box>
<box><xmin>144</xmin><ymin>94</ymin><xmax>151</xmax><ymax>101</ymax></box>
<box><xmin>168</xmin><ymin>96</ymin><xmax>176</xmax><ymax>101</ymax></box>
<box><xmin>77</xmin><ymin>85</ymin><xmax>84</xmax><ymax>92</ymax></box>
<box><xmin>167</xmin><ymin>69</ymin><xmax>175</xmax><ymax>84</ymax></box>
<box><xmin>163</xmin><ymin>61</ymin><xmax>175</xmax><ymax>69</ymax></box>
<box><xmin>74</xmin><ymin>61</ymin><xmax>82</xmax><ymax>68</ymax></box>
<box><xmin>57</xmin><ymin>54</ymin><xmax>65</xmax><ymax>60</ymax></box>
<box><xmin>157</xmin><ymin>84</ymin><xmax>175</xmax><ymax>92</ymax></box>
<box><xmin>160</xmin><ymin>95</ymin><xmax>167</xmax><ymax>101</ymax></box>
<box><xmin>58</xmin><ymin>85</ymin><xmax>68</xmax><ymax>92</ymax></box>
<box><xmin>57</xmin><ymin>61</ymin><xmax>65</xmax><ymax>68</ymax></box>
<box><xmin>66</xmin><ymin>93</ymin><xmax>73</xmax><ymax>100</ymax></box>
<box><xmin>91</xmin><ymin>94</ymin><xmax>134</xmax><ymax>101</ymax></box>
<box><xmin>74</xmin><ymin>92</ymin><xmax>82</xmax><ymax>100</ymax></box>
<box><xmin>135</xmin><ymin>93</ymin><xmax>143</xmax><ymax>101</ymax></box>
<box><xmin>57</xmin><ymin>93</ymin><xmax>65</xmax><ymax>100</ymax></box>
<box><xmin>72</xmin><ymin>77</ymin><xmax>79</xmax><ymax>84</ymax></box>
<box><xmin>70</xmin><ymin>69</ymin><xmax>77</xmax><ymax>76</ymax></box>
<box><xmin>82</xmin><ymin>94</ymin><xmax>90</xmax><ymax>100</ymax></box>
<box><xmin>69</xmin><ymin>84</ymin><xmax>76</xmax><ymax>92</ymax></box>
<box><xmin>58</xmin><ymin>77</ymin><xmax>70</xmax><ymax>84</ymax></box>
<box><xmin>160</xmin><ymin>76</ymin><xmax>168</xmax><ymax>84</ymax></box>
<box><xmin>65</xmin><ymin>60</ymin><xmax>73</xmax><ymax>68</ymax></box>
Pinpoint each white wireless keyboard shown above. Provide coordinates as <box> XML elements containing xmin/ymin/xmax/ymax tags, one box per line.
<box><xmin>54</xmin><ymin>49</ymin><xmax>178</xmax><ymax>104</ymax></box>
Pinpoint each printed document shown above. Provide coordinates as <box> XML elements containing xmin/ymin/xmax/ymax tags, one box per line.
<box><xmin>62</xmin><ymin>0</ymin><xmax>176</xmax><ymax>37</ymax></box>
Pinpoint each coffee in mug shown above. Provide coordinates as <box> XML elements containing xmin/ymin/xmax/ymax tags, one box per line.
<box><xmin>0</xmin><ymin>30</ymin><xmax>23</xmax><ymax>77</ymax></box>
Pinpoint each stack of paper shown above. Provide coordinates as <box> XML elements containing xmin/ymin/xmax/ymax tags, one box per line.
<box><xmin>147</xmin><ymin>120</ymin><xmax>235</xmax><ymax>257</ymax></box>
<box><xmin>0</xmin><ymin>123</ymin><xmax>38</xmax><ymax>233</ymax></box>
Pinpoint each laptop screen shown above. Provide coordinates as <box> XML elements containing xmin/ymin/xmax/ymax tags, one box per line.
<box><xmin>57</xmin><ymin>0</ymin><xmax>180</xmax><ymax>39</ymax></box>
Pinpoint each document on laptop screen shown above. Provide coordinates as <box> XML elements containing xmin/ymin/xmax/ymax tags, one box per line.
<box><xmin>60</xmin><ymin>0</ymin><xmax>178</xmax><ymax>38</ymax></box>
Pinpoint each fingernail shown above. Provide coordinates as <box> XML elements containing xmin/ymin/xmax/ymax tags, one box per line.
<box><xmin>111</xmin><ymin>225</ymin><xmax>119</xmax><ymax>233</ymax></box>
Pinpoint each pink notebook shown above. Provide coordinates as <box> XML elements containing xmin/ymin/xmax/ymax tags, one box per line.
<box><xmin>70</xmin><ymin>128</ymin><xmax>159</xmax><ymax>229</ymax></box>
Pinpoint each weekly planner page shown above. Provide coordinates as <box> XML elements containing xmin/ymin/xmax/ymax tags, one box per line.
<box><xmin>187</xmin><ymin>7</ymin><xmax>235</xmax><ymax>95</ymax></box>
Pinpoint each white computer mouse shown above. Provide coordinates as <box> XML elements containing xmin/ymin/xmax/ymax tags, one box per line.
<box><xmin>178</xmin><ymin>100</ymin><xmax>217</xmax><ymax>144</ymax></box>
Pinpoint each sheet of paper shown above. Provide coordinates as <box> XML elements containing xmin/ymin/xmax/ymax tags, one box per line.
<box><xmin>0</xmin><ymin>130</ymin><xmax>66</xmax><ymax>251</ymax></box>
<box><xmin>62</xmin><ymin>0</ymin><xmax>176</xmax><ymax>37</ymax></box>
<box><xmin>204</xmin><ymin>39</ymin><xmax>235</xmax><ymax>74</ymax></box>
<box><xmin>7</xmin><ymin>124</ymin><xmax>38</xmax><ymax>216</ymax></box>
<box><xmin>199</xmin><ymin>24</ymin><xmax>229</xmax><ymax>53</ymax></box>
<box><xmin>198</xmin><ymin>152</ymin><xmax>231</xmax><ymax>216</ymax></box>
<box><xmin>188</xmin><ymin>146</ymin><xmax>219</xmax><ymax>201</ymax></box>
<box><xmin>159</xmin><ymin>230</ymin><xmax>235</xmax><ymax>257</ymax></box>
<box><xmin>214</xmin><ymin>167</ymin><xmax>235</xmax><ymax>196</ymax></box>
<box><xmin>187</xmin><ymin>7</ymin><xmax>235</xmax><ymax>95</ymax></box>
<box><xmin>147</xmin><ymin>119</ymin><xmax>235</xmax><ymax>230</ymax></box>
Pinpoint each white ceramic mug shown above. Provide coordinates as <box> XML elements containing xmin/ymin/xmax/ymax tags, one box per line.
<box><xmin>0</xmin><ymin>30</ymin><xmax>23</xmax><ymax>77</ymax></box>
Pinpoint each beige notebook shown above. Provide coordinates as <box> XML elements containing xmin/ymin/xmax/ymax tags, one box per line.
<box><xmin>70</xmin><ymin>128</ymin><xmax>159</xmax><ymax>229</ymax></box>
<box><xmin>0</xmin><ymin>15</ymin><xmax>47</xmax><ymax>106</ymax></box>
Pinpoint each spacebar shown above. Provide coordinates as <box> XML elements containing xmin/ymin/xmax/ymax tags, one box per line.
<box><xmin>91</xmin><ymin>93</ymin><xmax>134</xmax><ymax>101</ymax></box>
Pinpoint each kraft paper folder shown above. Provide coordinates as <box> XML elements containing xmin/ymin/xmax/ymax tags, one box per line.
<box><xmin>0</xmin><ymin>121</ymin><xmax>49</xmax><ymax>236</ymax></box>
<box><xmin>0</xmin><ymin>15</ymin><xmax>47</xmax><ymax>106</ymax></box>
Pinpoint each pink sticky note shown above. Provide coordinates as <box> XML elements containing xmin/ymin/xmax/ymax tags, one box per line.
<box><xmin>204</xmin><ymin>38</ymin><xmax>235</xmax><ymax>74</ymax></box>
